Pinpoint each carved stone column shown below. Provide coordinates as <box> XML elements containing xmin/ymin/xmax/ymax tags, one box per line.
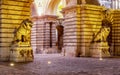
<box><xmin>0</xmin><ymin>0</ymin><xmax>32</xmax><ymax>61</ymax></box>
<box><xmin>62</xmin><ymin>4</ymin><xmax>104</xmax><ymax>57</ymax></box>
<box><xmin>62</xmin><ymin>5</ymin><xmax>80</xmax><ymax>56</ymax></box>
<box><xmin>32</xmin><ymin>15</ymin><xmax>58</xmax><ymax>54</ymax></box>
<box><xmin>111</xmin><ymin>10</ymin><xmax>120</xmax><ymax>56</ymax></box>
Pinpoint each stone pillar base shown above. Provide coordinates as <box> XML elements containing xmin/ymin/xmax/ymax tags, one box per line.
<box><xmin>90</xmin><ymin>42</ymin><xmax>111</xmax><ymax>57</ymax></box>
<box><xmin>62</xmin><ymin>47</ymin><xmax>77</xmax><ymax>57</ymax></box>
<box><xmin>10</xmin><ymin>46</ymin><xmax>33</xmax><ymax>62</ymax></box>
<box><xmin>43</xmin><ymin>47</ymin><xmax>58</xmax><ymax>54</ymax></box>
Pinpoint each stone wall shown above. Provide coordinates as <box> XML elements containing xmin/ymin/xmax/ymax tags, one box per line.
<box><xmin>32</xmin><ymin>17</ymin><xmax>44</xmax><ymax>53</ymax></box>
<box><xmin>62</xmin><ymin>5</ymin><xmax>79</xmax><ymax>56</ymax></box>
<box><xmin>31</xmin><ymin>21</ymin><xmax>37</xmax><ymax>54</ymax></box>
<box><xmin>32</xmin><ymin>15</ymin><xmax>57</xmax><ymax>54</ymax></box>
<box><xmin>0</xmin><ymin>0</ymin><xmax>32</xmax><ymax>61</ymax></box>
<box><xmin>62</xmin><ymin>5</ymin><xmax>103</xmax><ymax>57</ymax></box>
<box><xmin>112</xmin><ymin>10</ymin><xmax>120</xmax><ymax>56</ymax></box>
<box><xmin>79</xmin><ymin>5</ymin><xmax>103</xmax><ymax>57</ymax></box>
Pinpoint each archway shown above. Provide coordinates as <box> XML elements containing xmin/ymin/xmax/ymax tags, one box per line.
<box><xmin>31</xmin><ymin>0</ymin><xmax>66</xmax><ymax>54</ymax></box>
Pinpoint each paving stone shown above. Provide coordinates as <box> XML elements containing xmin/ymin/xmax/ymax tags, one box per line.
<box><xmin>0</xmin><ymin>54</ymin><xmax>119</xmax><ymax>75</ymax></box>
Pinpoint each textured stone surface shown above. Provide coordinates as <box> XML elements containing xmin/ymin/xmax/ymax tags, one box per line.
<box><xmin>9</xmin><ymin>19</ymin><xmax>33</xmax><ymax>62</ymax></box>
<box><xmin>0</xmin><ymin>0</ymin><xmax>32</xmax><ymax>61</ymax></box>
<box><xmin>62</xmin><ymin>5</ymin><xmax>103</xmax><ymax>57</ymax></box>
<box><xmin>111</xmin><ymin>10</ymin><xmax>120</xmax><ymax>56</ymax></box>
<box><xmin>10</xmin><ymin>46</ymin><xmax>33</xmax><ymax>62</ymax></box>
<box><xmin>32</xmin><ymin>15</ymin><xmax>58</xmax><ymax>53</ymax></box>
<box><xmin>0</xmin><ymin>54</ymin><xmax>120</xmax><ymax>75</ymax></box>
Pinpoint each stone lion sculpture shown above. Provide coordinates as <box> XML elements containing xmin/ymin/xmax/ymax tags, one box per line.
<box><xmin>92</xmin><ymin>27</ymin><xmax>110</xmax><ymax>42</ymax></box>
<box><xmin>13</xmin><ymin>19</ymin><xmax>32</xmax><ymax>46</ymax></box>
<box><xmin>92</xmin><ymin>19</ymin><xmax>111</xmax><ymax>43</ymax></box>
<box><xmin>91</xmin><ymin>17</ymin><xmax>112</xmax><ymax>57</ymax></box>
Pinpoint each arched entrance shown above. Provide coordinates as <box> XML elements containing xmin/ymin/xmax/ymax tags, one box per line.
<box><xmin>31</xmin><ymin>0</ymin><xmax>120</xmax><ymax>57</ymax></box>
<box><xmin>31</xmin><ymin>0</ymin><xmax>66</xmax><ymax>54</ymax></box>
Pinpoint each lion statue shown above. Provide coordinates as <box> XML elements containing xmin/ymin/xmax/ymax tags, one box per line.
<box><xmin>91</xmin><ymin>16</ymin><xmax>112</xmax><ymax>56</ymax></box>
<box><xmin>92</xmin><ymin>15</ymin><xmax>111</xmax><ymax>43</ymax></box>
<box><xmin>92</xmin><ymin>27</ymin><xmax>110</xmax><ymax>42</ymax></box>
<box><xmin>13</xmin><ymin>19</ymin><xmax>33</xmax><ymax>46</ymax></box>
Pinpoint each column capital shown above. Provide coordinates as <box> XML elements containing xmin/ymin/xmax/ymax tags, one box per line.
<box><xmin>32</xmin><ymin>15</ymin><xmax>58</xmax><ymax>22</ymax></box>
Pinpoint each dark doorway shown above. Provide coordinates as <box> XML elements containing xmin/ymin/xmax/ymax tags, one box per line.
<box><xmin>49</xmin><ymin>22</ymin><xmax>53</xmax><ymax>48</ymax></box>
<box><xmin>56</xmin><ymin>25</ymin><xmax>64</xmax><ymax>53</ymax></box>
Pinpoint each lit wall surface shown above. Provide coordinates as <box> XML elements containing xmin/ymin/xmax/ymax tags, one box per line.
<box><xmin>34</xmin><ymin>0</ymin><xmax>65</xmax><ymax>17</ymax></box>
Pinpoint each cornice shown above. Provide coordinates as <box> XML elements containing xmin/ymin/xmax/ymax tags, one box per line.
<box><xmin>32</xmin><ymin>15</ymin><xmax>58</xmax><ymax>21</ymax></box>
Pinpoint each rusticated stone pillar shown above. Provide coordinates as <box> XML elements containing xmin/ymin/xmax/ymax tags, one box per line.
<box><xmin>62</xmin><ymin>4</ymin><xmax>104</xmax><ymax>57</ymax></box>
<box><xmin>0</xmin><ymin>0</ymin><xmax>32</xmax><ymax>61</ymax></box>
<box><xmin>111</xmin><ymin>10</ymin><xmax>120</xmax><ymax>56</ymax></box>
<box><xmin>32</xmin><ymin>15</ymin><xmax>58</xmax><ymax>54</ymax></box>
<box><xmin>62</xmin><ymin>5</ymin><xmax>80</xmax><ymax>56</ymax></box>
<box><xmin>31</xmin><ymin>20</ymin><xmax>37</xmax><ymax>54</ymax></box>
<box><xmin>80</xmin><ymin>5</ymin><xmax>104</xmax><ymax>57</ymax></box>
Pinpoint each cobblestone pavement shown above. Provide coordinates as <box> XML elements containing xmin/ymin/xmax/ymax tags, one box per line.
<box><xmin>0</xmin><ymin>54</ymin><xmax>120</xmax><ymax>75</ymax></box>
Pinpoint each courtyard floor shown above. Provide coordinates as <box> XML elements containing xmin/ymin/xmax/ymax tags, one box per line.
<box><xmin>0</xmin><ymin>54</ymin><xmax>120</xmax><ymax>75</ymax></box>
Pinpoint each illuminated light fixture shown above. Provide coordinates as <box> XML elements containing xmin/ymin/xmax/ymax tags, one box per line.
<box><xmin>99</xmin><ymin>50</ymin><xmax>103</xmax><ymax>61</ymax></box>
<box><xmin>47</xmin><ymin>61</ymin><xmax>51</xmax><ymax>64</ymax></box>
<box><xmin>99</xmin><ymin>58</ymin><xmax>103</xmax><ymax>61</ymax></box>
<box><xmin>10</xmin><ymin>63</ymin><xmax>15</xmax><ymax>66</ymax></box>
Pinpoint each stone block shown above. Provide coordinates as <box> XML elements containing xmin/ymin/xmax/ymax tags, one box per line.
<box><xmin>0</xmin><ymin>24</ymin><xmax>19</xmax><ymax>28</ymax></box>
<box><xmin>0</xmin><ymin>43</ymin><xmax>11</xmax><ymax>47</ymax></box>
<box><xmin>1</xmin><ymin>10</ymin><xmax>30</xmax><ymax>15</ymax></box>
<box><xmin>1</xmin><ymin>0</ymin><xmax>30</xmax><ymax>6</ymax></box>
<box><xmin>90</xmin><ymin>42</ymin><xmax>110</xmax><ymax>57</ymax></box>
<box><xmin>0</xmin><ymin>47</ymin><xmax>10</xmax><ymax>61</ymax></box>
<box><xmin>1</xmin><ymin>19</ymin><xmax>23</xmax><ymax>24</ymax></box>
<box><xmin>62</xmin><ymin>4</ymin><xmax>104</xmax><ymax>57</ymax></box>
<box><xmin>1</xmin><ymin>5</ymin><xmax>30</xmax><ymax>11</ymax></box>
<box><xmin>1</xmin><ymin>15</ymin><xmax>29</xmax><ymax>20</ymax></box>
<box><xmin>0</xmin><ymin>0</ymin><xmax>32</xmax><ymax>61</ymax></box>
<box><xmin>0</xmin><ymin>28</ymin><xmax>14</xmax><ymax>33</ymax></box>
<box><xmin>63</xmin><ymin>46</ymin><xmax>77</xmax><ymax>57</ymax></box>
<box><xmin>0</xmin><ymin>33</ymin><xmax>14</xmax><ymax>38</ymax></box>
<box><xmin>0</xmin><ymin>38</ymin><xmax>13</xmax><ymax>43</ymax></box>
<box><xmin>10</xmin><ymin>46</ymin><xmax>33</xmax><ymax>62</ymax></box>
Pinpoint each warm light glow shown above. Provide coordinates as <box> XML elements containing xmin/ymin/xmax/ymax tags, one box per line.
<box><xmin>47</xmin><ymin>61</ymin><xmax>51</xmax><ymax>64</ymax></box>
<box><xmin>99</xmin><ymin>58</ymin><xmax>103</xmax><ymax>61</ymax></box>
<box><xmin>34</xmin><ymin>0</ymin><xmax>66</xmax><ymax>16</ymax></box>
<box><xmin>34</xmin><ymin>0</ymin><xmax>44</xmax><ymax>16</ymax></box>
<box><xmin>57</xmin><ymin>0</ymin><xmax>66</xmax><ymax>18</ymax></box>
<box><xmin>99</xmin><ymin>46</ymin><xmax>103</xmax><ymax>61</ymax></box>
<box><xmin>10</xmin><ymin>63</ymin><xmax>15</xmax><ymax>66</ymax></box>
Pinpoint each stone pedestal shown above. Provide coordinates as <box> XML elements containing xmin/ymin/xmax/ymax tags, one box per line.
<box><xmin>0</xmin><ymin>0</ymin><xmax>32</xmax><ymax>61</ymax></box>
<box><xmin>10</xmin><ymin>43</ymin><xmax>33</xmax><ymax>62</ymax></box>
<box><xmin>90</xmin><ymin>42</ymin><xmax>110</xmax><ymax>57</ymax></box>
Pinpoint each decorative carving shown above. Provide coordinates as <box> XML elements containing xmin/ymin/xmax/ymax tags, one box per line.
<box><xmin>19</xmin><ymin>49</ymin><xmax>33</xmax><ymax>58</ymax></box>
<box><xmin>13</xmin><ymin>19</ymin><xmax>33</xmax><ymax>46</ymax></box>
<box><xmin>92</xmin><ymin>9</ymin><xmax>112</xmax><ymax>43</ymax></box>
<box><xmin>91</xmin><ymin>9</ymin><xmax>112</xmax><ymax>57</ymax></box>
<box><xmin>92</xmin><ymin>25</ymin><xmax>110</xmax><ymax>43</ymax></box>
<box><xmin>10</xmin><ymin>19</ymin><xmax>33</xmax><ymax>62</ymax></box>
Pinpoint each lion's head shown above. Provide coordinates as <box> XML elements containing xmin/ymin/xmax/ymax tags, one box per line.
<box><xmin>21</xmin><ymin>19</ymin><xmax>33</xmax><ymax>30</ymax></box>
<box><xmin>13</xmin><ymin>19</ymin><xmax>33</xmax><ymax>44</ymax></box>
